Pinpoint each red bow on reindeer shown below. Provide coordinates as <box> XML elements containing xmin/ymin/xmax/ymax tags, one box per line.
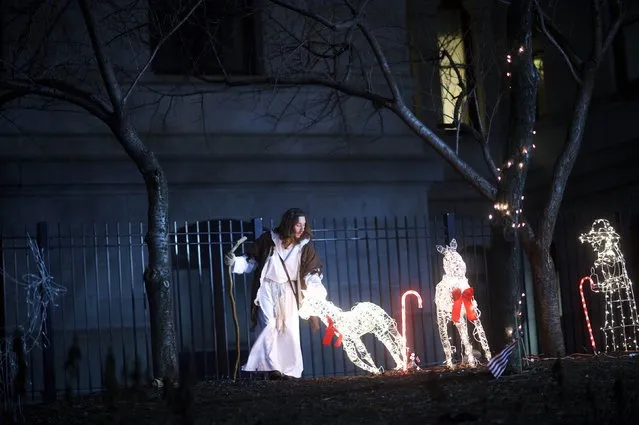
<box><xmin>323</xmin><ymin>315</ymin><xmax>343</xmax><ymax>347</ymax></box>
<box><xmin>451</xmin><ymin>288</ymin><xmax>477</xmax><ymax>322</ymax></box>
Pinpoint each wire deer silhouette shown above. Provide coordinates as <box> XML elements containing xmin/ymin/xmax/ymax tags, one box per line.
<box><xmin>434</xmin><ymin>239</ymin><xmax>491</xmax><ymax>368</ymax></box>
<box><xmin>298</xmin><ymin>287</ymin><xmax>406</xmax><ymax>374</ymax></box>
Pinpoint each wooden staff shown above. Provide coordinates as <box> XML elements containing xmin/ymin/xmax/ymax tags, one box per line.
<box><xmin>227</xmin><ymin>236</ymin><xmax>247</xmax><ymax>381</ymax></box>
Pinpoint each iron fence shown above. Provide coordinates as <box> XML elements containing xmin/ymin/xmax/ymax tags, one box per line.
<box><xmin>0</xmin><ymin>214</ymin><xmax>496</xmax><ymax>401</ymax></box>
<box><xmin>5</xmin><ymin>210</ymin><xmax>635</xmax><ymax>403</ymax></box>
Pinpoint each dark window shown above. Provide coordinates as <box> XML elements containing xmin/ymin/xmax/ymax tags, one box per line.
<box><xmin>148</xmin><ymin>0</ymin><xmax>259</xmax><ymax>76</ymax></box>
<box><xmin>611</xmin><ymin>3</ymin><xmax>639</xmax><ymax>97</ymax></box>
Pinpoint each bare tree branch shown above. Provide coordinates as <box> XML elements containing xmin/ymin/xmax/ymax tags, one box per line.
<box><xmin>123</xmin><ymin>0</ymin><xmax>205</xmax><ymax>104</ymax></box>
<box><xmin>267</xmin><ymin>0</ymin><xmax>361</xmax><ymax>31</ymax></box>
<box><xmin>600</xmin><ymin>6</ymin><xmax>623</xmax><ymax>59</ymax></box>
<box><xmin>534</xmin><ymin>0</ymin><xmax>583</xmax><ymax>84</ymax></box>
<box><xmin>539</xmin><ymin>68</ymin><xmax>595</xmax><ymax>247</ymax></box>
<box><xmin>0</xmin><ymin>79</ymin><xmax>113</xmax><ymax>122</ymax></box>
<box><xmin>539</xmin><ymin>0</ymin><xmax>624</xmax><ymax>246</ymax></box>
<box><xmin>592</xmin><ymin>0</ymin><xmax>604</xmax><ymax>59</ymax></box>
<box><xmin>357</xmin><ymin>23</ymin><xmax>403</xmax><ymax>101</ymax></box>
<box><xmin>77</xmin><ymin>0</ymin><xmax>123</xmax><ymax>110</ymax></box>
<box><xmin>199</xmin><ymin>74</ymin><xmax>393</xmax><ymax>106</ymax></box>
<box><xmin>260</xmin><ymin>0</ymin><xmax>497</xmax><ymax>199</ymax></box>
<box><xmin>390</xmin><ymin>102</ymin><xmax>498</xmax><ymax>200</ymax></box>
<box><xmin>483</xmin><ymin>93</ymin><xmax>503</xmax><ymax>180</ymax></box>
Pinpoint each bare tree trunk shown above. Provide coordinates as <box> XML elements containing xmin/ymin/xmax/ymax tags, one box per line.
<box><xmin>523</xmin><ymin>239</ymin><xmax>564</xmax><ymax>356</ymax></box>
<box><xmin>494</xmin><ymin>0</ymin><xmax>537</xmax><ymax>364</ymax></box>
<box><xmin>115</xmin><ymin>116</ymin><xmax>178</xmax><ymax>380</ymax></box>
<box><xmin>487</xmin><ymin>228</ymin><xmax>524</xmax><ymax>369</ymax></box>
<box><xmin>506</xmin><ymin>234</ymin><xmax>524</xmax><ymax>367</ymax></box>
<box><xmin>528</xmin><ymin>65</ymin><xmax>597</xmax><ymax>357</ymax></box>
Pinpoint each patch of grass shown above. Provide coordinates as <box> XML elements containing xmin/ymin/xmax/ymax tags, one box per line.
<box><xmin>22</xmin><ymin>355</ymin><xmax>639</xmax><ymax>425</ymax></box>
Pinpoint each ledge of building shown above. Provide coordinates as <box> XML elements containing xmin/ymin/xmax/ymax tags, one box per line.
<box><xmin>0</xmin><ymin>156</ymin><xmax>444</xmax><ymax>188</ymax></box>
<box><xmin>0</xmin><ymin>133</ymin><xmax>433</xmax><ymax>160</ymax></box>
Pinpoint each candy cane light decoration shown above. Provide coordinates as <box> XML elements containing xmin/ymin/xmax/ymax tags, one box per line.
<box><xmin>401</xmin><ymin>290</ymin><xmax>423</xmax><ymax>371</ymax></box>
<box><xmin>579</xmin><ymin>219</ymin><xmax>639</xmax><ymax>352</ymax></box>
<box><xmin>578</xmin><ymin>276</ymin><xmax>598</xmax><ymax>354</ymax></box>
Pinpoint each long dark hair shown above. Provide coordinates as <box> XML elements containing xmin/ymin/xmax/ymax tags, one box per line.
<box><xmin>274</xmin><ymin>208</ymin><xmax>313</xmax><ymax>242</ymax></box>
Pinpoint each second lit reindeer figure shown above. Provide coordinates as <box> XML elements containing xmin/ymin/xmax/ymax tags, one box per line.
<box><xmin>434</xmin><ymin>239</ymin><xmax>491</xmax><ymax>368</ymax></box>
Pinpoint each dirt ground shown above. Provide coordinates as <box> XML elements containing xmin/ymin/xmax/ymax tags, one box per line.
<box><xmin>18</xmin><ymin>354</ymin><xmax>639</xmax><ymax>425</ymax></box>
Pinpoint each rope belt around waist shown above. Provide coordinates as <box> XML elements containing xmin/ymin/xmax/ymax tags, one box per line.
<box><xmin>264</xmin><ymin>278</ymin><xmax>297</xmax><ymax>285</ymax></box>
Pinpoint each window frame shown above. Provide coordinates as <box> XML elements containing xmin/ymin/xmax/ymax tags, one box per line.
<box><xmin>436</xmin><ymin>1</ymin><xmax>481</xmax><ymax>131</ymax></box>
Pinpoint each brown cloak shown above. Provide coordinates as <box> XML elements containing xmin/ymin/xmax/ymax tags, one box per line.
<box><xmin>247</xmin><ymin>231</ymin><xmax>323</xmax><ymax>327</ymax></box>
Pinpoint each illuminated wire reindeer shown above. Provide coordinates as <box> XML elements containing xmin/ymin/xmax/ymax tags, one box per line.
<box><xmin>579</xmin><ymin>219</ymin><xmax>639</xmax><ymax>352</ymax></box>
<box><xmin>298</xmin><ymin>284</ymin><xmax>406</xmax><ymax>374</ymax></box>
<box><xmin>435</xmin><ymin>239</ymin><xmax>491</xmax><ymax>368</ymax></box>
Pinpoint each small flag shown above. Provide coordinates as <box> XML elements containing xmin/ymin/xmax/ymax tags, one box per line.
<box><xmin>488</xmin><ymin>339</ymin><xmax>518</xmax><ymax>379</ymax></box>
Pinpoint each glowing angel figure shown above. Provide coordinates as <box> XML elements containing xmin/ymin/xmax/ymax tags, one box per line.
<box><xmin>298</xmin><ymin>284</ymin><xmax>406</xmax><ymax>374</ymax></box>
<box><xmin>579</xmin><ymin>219</ymin><xmax>639</xmax><ymax>352</ymax></box>
<box><xmin>435</xmin><ymin>239</ymin><xmax>491</xmax><ymax>368</ymax></box>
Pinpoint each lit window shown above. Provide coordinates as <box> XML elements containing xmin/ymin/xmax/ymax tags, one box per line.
<box><xmin>436</xmin><ymin>1</ymin><xmax>478</xmax><ymax>129</ymax></box>
<box><xmin>438</xmin><ymin>33</ymin><xmax>468</xmax><ymax>126</ymax></box>
<box><xmin>533</xmin><ymin>54</ymin><xmax>546</xmax><ymax>118</ymax></box>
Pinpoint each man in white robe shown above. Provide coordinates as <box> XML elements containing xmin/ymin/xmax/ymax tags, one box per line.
<box><xmin>225</xmin><ymin>208</ymin><xmax>325</xmax><ymax>379</ymax></box>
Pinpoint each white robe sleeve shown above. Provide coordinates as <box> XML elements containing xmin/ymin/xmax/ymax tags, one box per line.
<box><xmin>231</xmin><ymin>255</ymin><xmax>256</xmax><ymax>274</ymax></box>
<box><xmin>304</xmin><ymin>272</ymin><xmax>327</xmax><ymax>299</ymax></box>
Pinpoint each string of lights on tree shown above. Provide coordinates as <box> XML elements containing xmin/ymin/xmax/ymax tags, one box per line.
<box><xmin>579</xmin><ymin>219</ymin><xmax>639</xmax><ymax>353</ymax></box>
<box><xmin>511</xmin><ymin>291</ymin><xmax>527</xmax><ymax>339</ymax></box>
<box><xmin>514</xmin><ymin>291</ymin><xmax>529</xmax><ymax>369</ymax></box>
<box><xmin>488</xmin><ymin>45</ymin><xmax>537</xmax><ymax>230</ymax></box>
<box><xmin>488</xmin><ymin>291</ymin><xmax>527</xmax><ymax>377</ymax></box>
